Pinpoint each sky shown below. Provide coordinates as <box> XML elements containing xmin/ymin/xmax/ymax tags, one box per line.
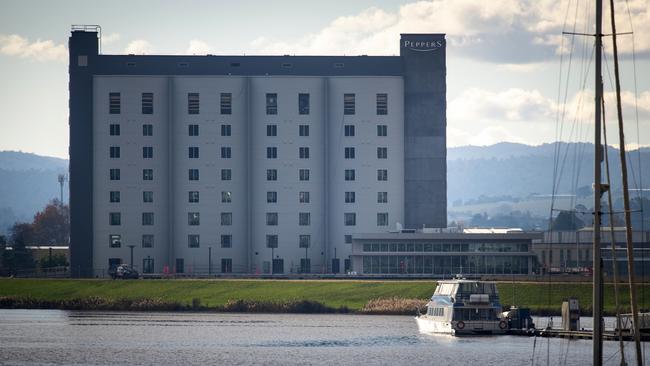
<box><xmin>0</xmin><ymin>0</ymin><xmax>649</xmax><ymax>159</ymax></box>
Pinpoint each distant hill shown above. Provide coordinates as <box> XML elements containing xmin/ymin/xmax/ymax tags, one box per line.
<box><xmin>0</xmin><ymin>144</ymin><xmax>648</xmax><ymax>233</ymax></box>
<box><xmin>0</xmin><ymin>151</ymin><xmax>68</xmax><ymax>234</ymax></box>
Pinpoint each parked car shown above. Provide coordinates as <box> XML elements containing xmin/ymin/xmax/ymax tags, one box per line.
<box><xmin>109</xmin><ymin>264</ymin><xmax>139</xmax><ymax>279</ymax></box>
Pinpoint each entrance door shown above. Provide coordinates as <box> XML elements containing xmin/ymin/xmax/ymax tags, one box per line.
<box><xmin>300</xmin><ymin>258</ymin><xmax>311</xmax><ymax>274</ymax></box>
<box><xmin>142</xmin><ymin>258</ymin><xmax>154</xmax><ymax>273</ymax></box>
<box><xmin>331</xmin><ymin>258</ymin><xmax>340</xmax><ymax>274</ymax></box>
<box><xmin>272</xmin><ymin>258</ymin><xmax>284</xmax><ymax>274</ymax></box>
<box><xmin>108</xmin><ymin>258</ymin><xmax>122</xmax><ymax>271</ymax></box>
<box><xmin>344</xmin><ymin>258</ymin><xmax>351</xmax><ymax>273</ymax></box>
<box><xmin>221</xmin><ymin>258</ymin><xmax>232</xmax><ymax>273</ymax></box>
<box><xmin>175</xmin><ymin>258</ymin><xmax>184</xmax><ymax>274</ymax></box>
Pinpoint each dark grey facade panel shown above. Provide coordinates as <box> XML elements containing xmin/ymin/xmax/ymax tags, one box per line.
<box><xmin>401</xmin><ymin>33</ymin><xmax>447</xmax><ymax>228</ymax></box>
<box><xmin>68</xmin><ymin>31</ymin><xmax>97</xmax><ymax>277</ymax></box>
<box><xmin>95</xmin><ymin>55</ymin><xmax>402</xmax><ymax>76</ymax></box>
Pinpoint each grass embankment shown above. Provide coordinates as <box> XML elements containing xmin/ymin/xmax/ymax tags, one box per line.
<box><xmin>0</xmin><ymin>279</ymin><xmax>648</xmax><ymax>315</ymax></box>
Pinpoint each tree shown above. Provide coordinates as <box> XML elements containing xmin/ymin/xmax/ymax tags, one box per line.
<box><xmin>1</xmin><ymin>222</ymin><xmax>36</xmax><ymax>274</ymax></box>
<box><xmin>32</xmin><ymin>199</ymin><xmax>69</xmax><ymax>245</ymax></box>
<box><xmin>551</xmin><ymin>211</ymin><xmax>585</xmax><ymax>231</ymax></box>
<box><xmin>39</xmin><ymin>252</ymin><xmax>69</xmax><ymax>269</ymax></box>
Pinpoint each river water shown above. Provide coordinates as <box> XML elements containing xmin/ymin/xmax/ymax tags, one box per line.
<box><xmin>0</xmin><ymin>310</ymin><xmax>647</xmax><ymax>365</ymax></box>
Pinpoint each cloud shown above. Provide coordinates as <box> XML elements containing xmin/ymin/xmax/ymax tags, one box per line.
<box><xmin>101</xmin><ymin>33</ymin><xmax>120</xmax><ymax>45</ymax></box>
<box><xmin>248</xmin><ymin>0</ymin><xmax>650</xmax><ymax>62</ymax></box>
<box><xmin>447</xmin><ymin>87</ymin><xmax>650</xmax><ymax>147</ymax></box>
<box><xmin>123</xmin><ymin>39</ymin><xmax>154</xmax><ymax>54</ymax></box>
<box><xmin>186</xmin><ymin>39</ymin><xmax>212</xmax><ymax>55</ymax></box>
<box><xmin>0</xmin><ymin>34</ymin><xmax>66</xmax><ymax>62</ymax></box>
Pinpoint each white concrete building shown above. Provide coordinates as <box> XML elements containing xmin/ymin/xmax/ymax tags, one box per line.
<box><xmin>69</xmin><ymin>28</ymin><xmax>447</xmax><ymax>276</ymax></box>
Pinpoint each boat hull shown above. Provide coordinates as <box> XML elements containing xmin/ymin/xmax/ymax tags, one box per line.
<box><xmin>416</xmin><ymin>316</ymin><xmax>507</xmax><ymax>336</ymax></box>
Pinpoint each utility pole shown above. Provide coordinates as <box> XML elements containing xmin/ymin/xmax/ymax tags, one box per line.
<box><xmin>57</xmin><ymin>174</ymin><xmax>66</xmax><ymax>205</ymax></box>
<box><xmin>128</xmin><ymin>245</ymin><xmax>135</xmax><ymax>268</ymax></box>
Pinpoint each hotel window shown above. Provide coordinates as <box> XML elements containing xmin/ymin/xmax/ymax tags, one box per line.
<box><xmin>143</xmin><ymin>124</ymin><xmax>153</xmax><ymax>136</ymax></box>
<box><xmin>109</xmin><ymin>92</ymin><xmax>120</xmax><ymax>114</ymax></box>
<box><xmin>221</xmin><ymin>234</ymin><xmax>232</xmax><ymax>248</ymax></box>
<box><xmin>221</xmin><ymin>169</ymin><xmax>232</xmax><ymax>181</ymax></box>
<box><xmin>143</xmin><ymin>146</ymin><xmax>153</xmax><ymax>159</ymax></box>
<box><xmin>221</xmin><ymin>258</ymin><xmax>233</xmax><ymax>273</ymax></box>
<box><xmin>266</xmin><ymin>93</ymin><xmax>277</xmax><ymax>115</ymax></box>
<box><xmin>143</xmin><ymin>169</ymin><xmax>153</xmax><ymax>181</ymax></box>
<box><xmin>377</xmin><ymin>213</ymin><xmax>389</xmax><ymax>226</ymax></box>
<box><xmin>142</xmin><ymin>234</ymin><xmax>154</xmax><ymax>248</ymax></box>
<box><xmin>267</xmin><ymin>191</ymin><xmax>277</xmax><ymax>203</ymax></box>
<box><xmin>267</xmin><ymin>124</ymin><xmax>277</xmax><ymax>137</ymax></box>
<box><xmin>299</xmin><ymin>147</ymin><xmax>310</xmax><ymax>159</ymax></box>
<box><xmin>189</xmin><ymin>124</ymin><xmax>199</xmax><ymax>136</ymax></box>
<box><xmin>345</xmin><ymin>169</ymin><xmax>355</xmax><ymax>181</ymax></box>
<box><xmin>189</xmin><ymin>146</ymin><xmax>199</xmax><ymax>159</ymax></box>
<box><xmin>344</xmin><ymin>213</ymin><xmax>356</xmax><ymax>226</ymax></box>
<box><xmin>142</xmin><ymin>92</ymin><xmax>154</xmax><ymax>114</ymax></box>
<box><xmin>222</xmin><ymin>191</ymin><xmax>232</xmax><ymax>203</ymax></box>
<box><xmin>299</xmin><ymin>191</ymin><xmax>310</xmax><ymax>203</ymax></box>
<box><xmin>344</xmin><ymin>147</ymin><xmax>355</xmax><ymax>159</ymax></box>
<box><xmin>376</xmin><ymin>93</ymin><xmax>388</xmax><ymax>115</ymax></box>
<box><xmin>377</xmin><ymin>169</ymin><xmax>387</xmax><ymax>181</ymax></box>
<box><xmin>221</xmin><ymin>212</ymin><xmax>232</xmax><ymax>226</ymax></box>
<box><xmin>110</xmin><ymin>168</ymin><xmax>120</xmax><ymax>180</ymax></box>
<box><xmin>110</xmin><ymin>124</ymin><xmax>120</xmax><ymax>136</ymax></box>
<box><xmin>299</xmin><ymin>235</ymin><xmax>311</xmax><ymax>248</ymax></box>
<box><xmin>377</xmin><ymin>125</ymin><xmax>387</xmax><ymax>137</ymax></box>
<box><xmin>189</xmin><ymin>169</ymin><xmax>199</xmax><ymax>181</ymax></box>
<box><xmin>109</xmin><ymin>234</ymin><xmax>122</xmax><ymax>248</ymax></box>
<box><xmin>109</xmin><ymin>212</ymin><xmax>121</xmax><ymax>226</ymax></box>
<box><xmin>188</xmin><ymin>93</ymin><xmax>200</xmax><ymax>114</ymax></box>
<box><xmin>378</xmin><ymin>192</ymin><xmax>388</xmax><ymax>203</ymax></box>
<box><xmin>266</xmin><ymin>235</ymin><xmax>278</xmax><ymax>248</ymax></box>
<box><xmin>221</xmin><ymin>147</ymin><xmax>232</xmax><ymax>159</ymax></box>
<box><xmin>344</xmin><ymin>235</ymin><xmax>352</xmax><ymax>244</ymax></box>
<box><xmin>299</xmin><ymin>212</ymin><xmax>311</xmax><ymax>226</ymax></box>
<box><xmin>189</xmin><ymin>191</ymin><xmax>199</xmax><ymax>203</ymax></box>
<box><xmin>267</xmin><ymin>147</ymin><xmax>277</xmax><ymax>159</ymax></box>
<box><xmin>143</xmin><ymin>191</ymin><xmax>153</xmax><ymax>203</ymax></box>
<box><xmin>220</xmin><ymin>92</ymin><xmax>232</xmax><ymax>115</ymax></box>
<box><xmin>344</xmin><ymin>93</ymin><xmax>355</xmax><ymax>115</ymax></box>
<box><xmin>109</xmin><ymin>146</ymin><xmax>120</xmax><ymax>159</ymax></box>
<box><xmin>266</xmin><ymin>212</ymin><xmax>278</xmax><ymax>226</ymax></box>
<box><xmin>142</xmin><ymin>212</ymin><xmax>154</xmax><ymax>226</ymax></box>
<box><xmin>110</xmin><ymin>191</ymin><xmax>120</xmax><ymax>203</ymax></box>
<box><xmin>299</xmin><ymin>125</ymin><xmax>309</xmax><ymax>137</ymax></box>
<box><xmin>188</xmin><ymin>235</ymin><xmax>200</xmax><ymax>248</ymax></box>
<box><xmin>345</xmin><ymin>191</ymin><xmax>355</xmax><ymax>203</ymax></box>
<box><xmin>377</xmin><ymin>147</ymin><xmax>388</xmax><ymax>159</ymax></box>
<box><xmin>299</xmin><ymin>169</ymin><xmax>310</xmax><ymax>181</ymax></box>
<box><xmin>267</xmin><ymin>169</ymin><xmax>277</xmax><ymax>181</ymax></box>
<box><xmin>344</xmin><ymin>125</ymin><xmax>355</xmax><ymax>137</ymax></box>
<box><xmin>221</xmin><ymin>124</ymin><xmax>231</xmax><ymax>136</ymax></box>
<box><xmin>298</xmin><ymin>93</ymin><xmax>310</xmax><ymax>115</ymax></box>
<box><xmin>188</xmin><ymin>212</ymin><xmax>200</xmax><ymax>226</ymax></box>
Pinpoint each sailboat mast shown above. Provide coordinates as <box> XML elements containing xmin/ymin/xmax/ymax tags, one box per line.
<box><xmin>593</xmin><ymin>0</ymin><xmax>604</xmax><ymax>363</ymax></box>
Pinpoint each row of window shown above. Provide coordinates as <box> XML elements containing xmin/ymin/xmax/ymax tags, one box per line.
<box><xmin>110</xmin><ymin>145</ymin><xmax>389</xmax><ymax>161</ymax></box>
<box><xmin>109</xmin><ymin>189</ymin><xmax>388</xmax><ymax>205</ymax></box>
<box><xmin>108</xmin><ymin>168</ymin><xmax>389</xmax><ymax>182</ymax></box>
<box><xmin>362</xmin><ymin>242</ymin><xmax>530</xmax><ymax>253</ymax></box>
<box><xmin>107</xmin><ymin>233</ymin><xmax>321</xmax><ymax>249</ymax></box>
<box><xmin>108</xmin><ymin>123</ymin><xmax>388</xmax><ymax>138</ymax></box>
<box><xmin>108</xmin><ymin>92</ymin><xmax>389</xmax><ymax>116</ymax></box>
<box><xmin>108</xmin><ymin>211</ymin><xmax>387</xmax><ymax>227</ymax></box>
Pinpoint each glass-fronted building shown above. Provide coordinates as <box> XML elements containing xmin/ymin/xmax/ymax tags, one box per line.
<box><xmin>351</xmin><ymin>229</ymin><xmax>541</xmax><ymax>277</ymax></box>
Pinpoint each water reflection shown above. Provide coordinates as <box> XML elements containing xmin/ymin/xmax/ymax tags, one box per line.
<box><xmin>0</xmin><ymin>310</ymin><xmax>646</xmax><ymax>366</ymax></box>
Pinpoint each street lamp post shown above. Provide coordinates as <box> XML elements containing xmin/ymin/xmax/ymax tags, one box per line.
<box><xmin>208</xmin><ymin>246</ymin><xmax>212</xmax><ymax>275</ymax></box>
<box><xmin>271</xmin><ymin>247</ymin><xmax>274</xmax><ymax>275</ymax></box>
<box><xmin>304</xmin><ymin>246</ymin><xmax>308</xmax><ymax>274</ymax></box>
<box><xmin>127</xmin><ymin>245</ymin><xmax>135</xmax><ymax>268</ymax></box>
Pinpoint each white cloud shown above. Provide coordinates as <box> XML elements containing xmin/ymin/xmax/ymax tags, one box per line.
<box><xmin>248</xmin><ymin>0</ymin><xmax>650</xmax><ymax>62</ymax></box>
<box><xmin>123</xmin><ymin>39</ymin><xmax>154</xmax><ymax>55</ymax></box>
<box><xmin>447</xmin><ymin>87</ymin><xmax>650</xmax><ymax>147</ymax></box>
<box><xmin>186</xmin><ymin>39</ymin><xmax>212</xmax><ymax>55</ymax></box>
<box><xmin>0</xmin><ymin>34</ymin><xmax>66</xmax><ymax>62</ymax></box>
<box><xmin>101</xmin><ymin>33</ymin><xmax>121</xmax><ymax>45</ymax></box>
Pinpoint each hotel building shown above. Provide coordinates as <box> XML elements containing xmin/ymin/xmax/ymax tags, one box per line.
<box><xmin>68</xmin><ymin>27</ymin><xmax>447</xmax><ymax>276</ymax></box>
